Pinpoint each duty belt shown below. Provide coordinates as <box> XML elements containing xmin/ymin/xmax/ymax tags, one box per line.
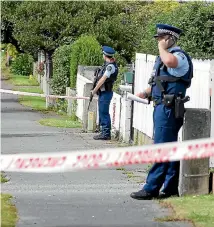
<box><xmin>152</xmin><ymin>98</ymin><xmax>162</xmax><ymax>107</ymax></box>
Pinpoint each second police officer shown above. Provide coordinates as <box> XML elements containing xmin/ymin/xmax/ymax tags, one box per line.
<box><xmin>91</xmin><ymin>46</ymin><xmax>118</xmax><ymax>140</ymax></box>
<box><xmin>130</xmin><ymin>24</ymin><xmax>193</xmax><ymax>200</ymax></box>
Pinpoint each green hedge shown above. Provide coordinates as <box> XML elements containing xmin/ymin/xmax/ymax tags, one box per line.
<box><xmin>139</xmin><ymin>2</ymin><xmax>214</xmax><ymax>59</ymax></box>
<box><xmin>10</xmin><ymin>53</ymin><xmax>33</xmax><ymax>76</ymax></box>
<box><xmin>70</xmin><ymin>35</ymin><xmax>103</xmax><ymax>89</ymax></box>
<box><xmin>51</xmin><ymin>44</ymin><xmax>72</xmax><ymax>95</ymax></box>
<box><xmin>112</xmin><ymin>53</ymin><xmax>128</xmax><ymax>93</ymax></box>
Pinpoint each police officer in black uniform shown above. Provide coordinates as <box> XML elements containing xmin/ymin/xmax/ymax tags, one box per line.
<box><xmin>130</xmin><ymin>24</ymin><xmax>193</xmax><ymax>200</ymax></box>
<box><xmin>91</xmin><ymin>46</ymin><xmax>118</xmax><ymax>140</ymax></box>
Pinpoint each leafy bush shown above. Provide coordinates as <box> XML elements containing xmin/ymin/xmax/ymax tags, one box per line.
<box><xmin>70</xmin><ymin>35</ymin><xmax>103</xmax><ymax>89</ymax></box>
<box><xmin>6</xmin><ymin>43</ymin><xmax>18</xmax><ymax>59</ymax></box>
<box><xmin>112</xmin><ymin>54</ymin><xmax>128</xmax><ymax>93</ymax></box>
<box><xmin>11</xmin><ymin>53</ymin><xmax>33</xmax><ymax>76</ymax></box>
<box><xmin>114</xmin><ymin>52</ymin><xmax>127</xmax><ymax>68</ymax></box>
<box><xmin>170</xmin><ymin>2</ymin><xmax>214</xmax><ymax>59</ymax></box>
<box><xmin>112</xmin><ymin>65</ymin><xmax>128</xmax><ymax>93</ymax></box>
<box><xmin>139</xmin><ymin>2</ymin><xmax>214</xmax><ymax>59</ymax></box>
<box><xmin>51</xmin><ymin>44</ymin><xmax>73</xmax><ymax>95</ymax></box>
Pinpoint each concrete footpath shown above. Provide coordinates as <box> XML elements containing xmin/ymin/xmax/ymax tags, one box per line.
<box><xmin>1</xmin><ymin>80</ymin><xmax>192</xmax><ymax>227</ymax></box>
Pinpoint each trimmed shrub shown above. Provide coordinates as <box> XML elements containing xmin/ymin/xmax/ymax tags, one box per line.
<box><xmin>6</xmin><ymin>43</ymin><xmax>18</xmax><ymax>59</ymax></box>
<box><xmin>70</xmin><ymin>35</ymin><xmax>103</xmax><ymax>89</ymax></box>
<box><xmin>11</xmin><ymin>53</ymin><xmax>33</xmax><ymax>76</ymax></box>
<box><xmin>51</xmin><ymin>44</ymin><xmax>72</xmax><ymax>95</ymax></box>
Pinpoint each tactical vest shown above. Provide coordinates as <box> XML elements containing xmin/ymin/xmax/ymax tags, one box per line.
<box><xmin>96</xmin><ymin>61</ymin><xmax>118</xmax><ymax>93</ymax></box>
<box><xmin>149</xmin><ymin>48</ymin><xmax>193</xmax><ymax>104</ymax></box>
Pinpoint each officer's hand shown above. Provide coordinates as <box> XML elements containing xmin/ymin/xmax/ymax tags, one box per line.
<box><xmin>158</xmin><ymin>39</ymin><xmax>169</xmax><ymax>50</ymax></box>
<box><xmin>136</xmin><ymin>92</ymin><xmax>147</xmax><ymax>99</ymax></box>
<box><xmin>91</xmin><ymin>90</ymin><xmax>96</xmax><ymax>96</ymax></box>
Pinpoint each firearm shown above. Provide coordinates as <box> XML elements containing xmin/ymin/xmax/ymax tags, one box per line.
<box><xmin>87</xmin><ymin>67</ymin><xmax>101</xmax><ymax>111</ymax></box>
<box><xmin>87</xmin><ymin>92</ymin><xmax>94</xmax><ymax>111</ymax></box>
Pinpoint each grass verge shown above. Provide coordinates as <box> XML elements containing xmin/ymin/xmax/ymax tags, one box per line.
<box><xmin>13</xmin><ymin>86</ymin><xmax>43</xmax><ymax>94</ymax></box>
<box><xmin>1</xmin><ymin>194</ymin><xmax>18</xmax><ymax>227</ymax></box>
<box><xmin>1</xmin><ymin>172</ymin><xmax>18</xmax><ymax>227</ymax></box>
<box><xmin>1</xmin><ymin>173</ymin><xmax>8</xmax><ymax>183</ymax></box>
<box><xmin>9</xmin><ymin>74</ymin><xmax>39</xmax><ymax>86</ymax></box>
<box><xmin>18</xmin><ymin>95</ymin><xmax>46</xmax><ymax>111</ymax></box>
<box><xmin>38</xmin><ymin>117</ymin><xmax>82</xmax><ymax>128</ymax></box>
<box><xmin>12</xmin><ymin>86</ymin><xmax>47</xmax><ymax>111</ymax></box>
<box><xmin>157</xmin><ymin>194</ymin><xmax>214</xmax><ymax>227</ymax></box>
<box><xmin>3</xmin><ymin>60</ymin><xmax>81</xmax><ymax>127</ymax></box>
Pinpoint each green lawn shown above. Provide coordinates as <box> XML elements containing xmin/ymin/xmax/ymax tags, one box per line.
<box><xmin>18</xmin><ymin>95</ymin><xmax>46</xmax><ymax>111</ymax></box>
<box><xmin>9</xmin><ymin>74</ymin><xmax>39</xmax><ymax>86</ymax></box>
<box><xmin>12</xmin><ymin>85</ymin><xmax>46</xmax><ymax>110</ymax></box>
<box><xmin>159</xmin><ymin>194</ymin><xmax>214</xmax><ymax>227</ymax></box>
<box><xmin>38</xmin><ymin>117</ymin><xmax>82</xmax><ymax>128</ymax></box>
<box><xmin>13</xmin><ymin>86</ymin><xmax>43</xmax><ymax>94</ymax></box>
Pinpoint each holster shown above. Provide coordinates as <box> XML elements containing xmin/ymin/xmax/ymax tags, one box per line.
<box><xmin>162</xmin><ymin>93</ymin><xmax>190</xmax><ymax>118</ymax></box>
<box><xmin>174</xmin><ymin>95</ymin><xmax>190</xmax><ymax>118</ymax></box>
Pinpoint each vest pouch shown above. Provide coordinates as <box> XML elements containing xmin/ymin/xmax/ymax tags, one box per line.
<box><xmin>163</xmin><ymin>94</ymin><xmax>175</xmax><ymax>107</ymax></box>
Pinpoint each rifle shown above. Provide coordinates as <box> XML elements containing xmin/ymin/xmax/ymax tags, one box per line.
<box><xmin>87</xmin><ymin>67</ymin><xmax>101</xmax><ymax>111</ymax></box>
<box><xmin>87</xmin><ymin>92</ymin><xmax>94</xmax><ymax>111</ymax></box>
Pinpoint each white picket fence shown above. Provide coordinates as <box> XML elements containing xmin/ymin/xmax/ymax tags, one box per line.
<box><xmin>133</xmin><ymin>53</ymin><xmax>212</xmax><ymax>140</ymax></box>
<box><xmin>109</xmin><ymin>93</ymin><xmax>121</xmax><ymax>131</ymax></box>
<box><xmin>133</xmin><ymin>54</ymin><xmax>156</xmax><ymax>138</ymax></box>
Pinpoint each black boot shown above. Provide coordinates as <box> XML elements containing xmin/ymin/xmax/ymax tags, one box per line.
<box><xmin>130</xmin><ymin>189</ymin><xmax>158</xmax><ymax>200</ymax></box>
<box><xmin>157</xmin><ymin>191</ymin><xmax>179</xmax><ymax>199</ymax></box>
<box><xmin>93</xmin><ymin>134</ymin><xmax>111</xmax><ymax>140</ymax></box>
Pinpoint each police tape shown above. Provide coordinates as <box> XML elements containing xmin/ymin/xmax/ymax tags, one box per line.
<box><xmin>0</xmin><ymin>89</ymin><xmax>97</xmax><ymax>100</ymax></box>
<box><xmin>1</xmin><ymin>137</ymin><xmax>214</xmax><ymax>173</ymax></box>
<box><xmin>1</xmin><ymin>89</ymin><xmax>149</xmax><ymax>104</ymax></box>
